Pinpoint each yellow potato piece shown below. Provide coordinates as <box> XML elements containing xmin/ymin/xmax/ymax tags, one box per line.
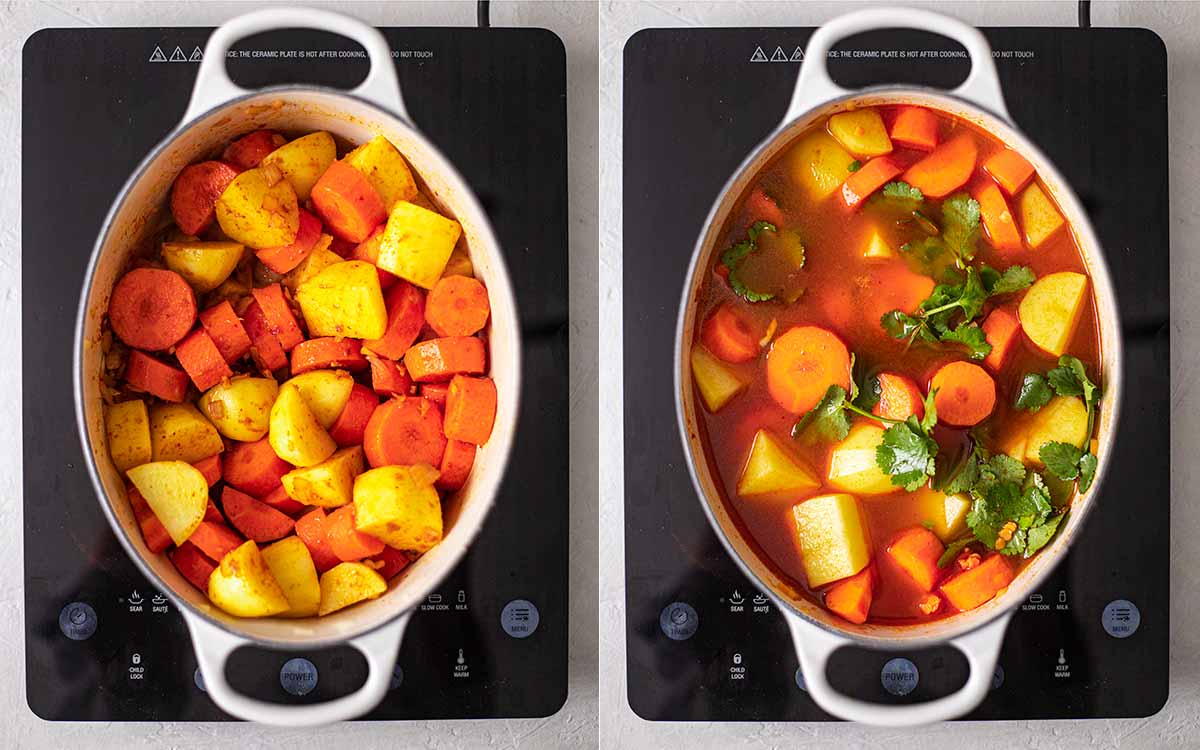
<box><xmin>261</xmin><ymin>131</ymin><xmax>336</xmax><ymax>202</ymax></box>
<box><xmin>442</xmin><ymin>245</ymin><xmax>474</xmax><ymax>278</ymax></box>
<box><xmin>318</xmin><ymin>561</ymin><xmax>388</xmax><ymax>616</ymax></box>
<box><xmin>283</xmin><ymin>235</ymin><xmax>339</xmax><ymax>290</ymax></box>
<box><xmin>1018</xmin><ymin>271</ymin><xmax>1088</xmax><ymax>356</ymax></box>
<box><xmin>791</xmin><ymin>493</ymin><xmax>871</xmax><ymax>587</ymax></box>
<box><xmin>827</xmin><ymin>422</ymin><xmax>901</xmax><ymax>495</ymax></box>
<box><xmin>161</xmin><ymin>241</ymin><xmax>244</xmax><ymax>293</ymax></box>
<box><xmin>343</xmin><ymin>135</ymin><xmax>419</xmax><ymax>211</ymax></box>
<box><xmin>736</xmin><ymin>428</ymin><xmax>820</xmax><ymax>499</ymax></box>
<box><xmin>1018</xmin><ymin>182</ymin><xmax>1065</xmax><ymax>248</ymax></box>
<box><xmin>106</xmin><ymin>399</ymin><xmax>151</xmax><ymax>473</ymax></box>
<box><xmin>1024</xmin><ymin>395</ymin><xmax>1090</xmax><ymax>465</ymax></box>
<box><xmin>296</xmin><ymin>260</ymin><xmax>388</xmax><ymax>339</ymax></box>
<box><xmin>261</xmin><ymin>537</ymin><xmax>321</xmax><ymax>617</ymax></box>
<box><xmin>198</xmin><ymin>376</ymin><xmax>279</xmax><ymax>442</ymax></box>
<box><xmin>269</xmin><ymin>383</ymin><xmax>336</xmax><ymax>467</ymax></box>
<box><xmin>208</xmin><ymin>540</ymin><xmax>290</xmax><ymax>618</ymax></box>
<box><xmin>863</xmin><ymin>229</ymin><xmax>894</xmax><ymax>260</ymax></box>
<box><xmin>827</xmin><ymin>109</ymin><xmax>893</xmax><ymax>157</ymax></box>
<box><xmin>148</xmin><ymin>403</ymin><xmax>224</xmax><ymax>464</ymax></box>
<box><xmin>215</xmin><ymin>166</ymin><xmax>300</xmax><ymax>249</ymax></box>
<box><xmin>284</xmin><ymin>369</ymin><xmax>355</xmax><ymax>429</ymax></box>
<box><xmin>690</xmin><ymin>346</ymin><xmax>747</xmax><ymax>412</ymax></box>
<box><xmin>127</xmin><ymin>460</ymin><xmax>208</xmax><ymax>545</ymax></box>
<box><xmin>283</xmin><ymin>446</ymin><xmax>365</xmax><ymax>507</ymax></box>
<box><xmin>353</xmin><ymin>464</ymin><xmax>443</xmax><ymax>552</ymax></box>
<box><xmin>376</xmin><ymin>201</ymin><xmax>463</xmax><ymax>290</ymax></box>
<box><xmin>910</xmin><ymin>486</ymin><xmax>971</xmax><ymax>542</ymax></box>
<box><xmin>785</xmin><ymin>131</ymin><xmax>854</xmax><ymax>200</ymax></box>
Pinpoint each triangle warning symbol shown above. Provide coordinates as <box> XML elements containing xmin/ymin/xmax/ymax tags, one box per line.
<box><xmin>770</xmin><ymin>46</ymin><xmax>787</xmax><ymax>62</ymax></box>
<box><xmin>189</xmin><ymin>46</ymin><xmax>203</xmax><ymax>62</ymax></box>
<box><xmin>169</xmin><ymin>46</ymin><xmax>187</xmax><ymax>62</ymax></box>
<box><xmin>750</xmin><ymin>46</ymin><xmax>768</xmax><ymax>63</ymax></box>
<box><xmin>791</xmin><ymin>46</ymin><xmax>805</xmax><ymax>62</ymax></box>
<box><xmin>149</xmin><ymin>46</ymin><xmax>167</xmax><ymax>63</ymax></box>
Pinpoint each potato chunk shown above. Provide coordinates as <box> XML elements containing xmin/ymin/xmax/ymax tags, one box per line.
<box><xmin>792</xmin><ymin>493</ymin><xmax>871</xmax><ymax>587</ymax></box>
<box><xmin>1024</xmin><ymin>396</ymin><xmax>1090</xmax><ymax>465</ymax></box>
<box><xmin>285</xmin><ymin>369</ymin><xmax>355</xmax><ymax>429</ymax></box>
<box><xmin>106</xmin><ymin>400</ymin><xmax>151</xmax><ymax>473</ymax></box>
<box><xmin>785</xmin><ymin>132</ymin><xmax>854</xmax><ymax>200</ymax></box>
<box><xmin>282</xmin><ymin>446</ymin><xmax>365</xmax><ymax>507</ymax></box>
<box><xmin>736</xmin><ymin>428</ymin><xmax>820</xmax><ymax>499</ymax></box>
<box><xmin>296</xmin><ymin>260</ymin><xmax>388</xmax><ymax>339</ymax></box>
<box><xmin>690</xmin><ymin>346</ymin><xmax>747</xmax><ymax>412</ymax></box>
<box><xmin>127</xmin><ymin>460</ymin><xmax>209</xmax><ymax>545</ymax></box>
<box><xmin>162</xmin><ymin>241</ymin><xmax>244</xmax><ymax>293</ymax></box>
<box><xmin>198</xmin><ymin>376</ymin><xmax>279</xmax><ymax>442</ymax></box>
<box><xmin>827</xmin><ymin>110</ymin><xmax>893</xmax><ymax>157</ymax></box>
<box><xmin>1018</xmin><ymin>271</ymin><xmax>1087</xmax><ymax>356</ymax></box>
<box><xmin>863</xmin><ymin>230</ymin><xmax>894</xmax><ymax>260</ymax></box>
<box><xmin>261</xmin><ymin>131</ymin><xmax>336</xmax><ymax>202</ymax></box>
<box><xmin>283</xmin><ymin>235</ymin><xmax>340</xmax><ymax>290</ymax></box>
<box><xmin>148</xmin><ymin>403</ymin><xmax>224</xmax><ymax>463</ymax></box>
<box><xmin>353</xmin><ymin>464</ymin><xmax>443</xmax><ymax>552</ymax></box>
<box><xmin>208</xmin><ymin>540</ymin><xmax>290</xmax><ymax>617</ymax></box>
<box><xmin>261</xmin><ymin>536</ymin><xmax>321</xmax><ymax>617</ymax></box>
<box><xmin>1017</xmin><ymin>182</ymin><xmax>1065</xmax><ymax>248</ymax></box>
<box><xmin>827</xmin><ymin>422</ymin><xmax>901</xmax><ymax>495</ymax></box>
<box><xmin>215</xmin><ymin>166</ymin><xmax>300</xmax><ymax>248</ymax></box>
<box><xmin>375</xmin><ymin>201</ymin><xmax>463</xmax><ymax>290</ymax></box>
<box><xmin>343</xmin><ymin>136</ymin><xmax>419</xmax><ymax>211</ymax></box>
<box><xmin>910</xmin><ymin>486</ymin><xmax>971</xmax><ymax>542</ymax></box>
<box><xmin>318</xmin><ymin>561</ymin><xmax>388</xmax><ymax>616</ymax></box>
<box><xmin>269</xmin><ymin>383</ymin><xmax>337</xmax><ymax>467</ymax></box>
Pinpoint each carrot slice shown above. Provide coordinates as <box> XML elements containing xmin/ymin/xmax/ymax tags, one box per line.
<box><xmin>125</xmin><ymin>350</ymin><xmax>189</xmax><ymax>402</ymax></box>
<box><xmin>221</xmin><ymin>486</ymin><xmax>294</xmax><ymax>543</ymax></box>
<box><xmin>256</xmin><ymin>208</ymin><xmax>322</xmax><ymax>274</ymax></box>
<box><xmin>765</xmin><ymin>326</ymin><xmax>852</xmax><ymax>414</ymax></box>
<box><xmin>744</xmin><ymin>188</ymin><xmax>786</xmax><ymax>227</ymax></box>
<box><xmin>170</xmin><ymin>160</ymin><xmax>241</xmax><ymax>235</ymax></box>
<box><xmin>972</xmin><ymin>179</ymin><xmax>1023</xmax><ymax>252</ymax></box>
<box><xmin>188</xmin><ymin>520</ymin><xmax>244</xmax><ymax>562</ymax></box>
<box><xmin>421</xmin><ymin>382</ymin><xmax>450</xmax><ymax>407</ymax></box>
<box><xmin>175</xmin><ymin>329</ymin><xmax>233</xmax><ymax>391</ymax></box>
<box><xmin>404</xmin><ymin>336</ymin><xmax>486</xmax><ymax>382</ymax></box>
<box><xmin>108</xmin><ymin>268</ymin><xmax>197</xmax><ymax>351</ymax></box>
<box><xmin>242</xmin><ymin>300</ymin><xmax>288</xmax><ymax>372</ymax></box>
<box><xmin>369</xmin><ymin>355</ymin><xmax>414</xmax><ymax>396</ymax></box>
<box><xmin>329</xmin><ymin>383</ymin><xmax>379</xmax><ymax>447</ymax></box>
<box><xmin>363</xmin><ymin>396</ymin><xmax>448</xmax><ymax>468</ymax></box>
<box><xmin>199</xmin><ymin>300</ymin><xmax>252</xmax><ymax>363</ymax></box>
<box><xmin>290</xmin><ymin>337</ymin><xmax>369</xmax><ymax>375</ymax></box>
<box><xmin>437</xmin><ymin>439</ymin><xmax>477</xmax><ymax>491</ymax></box>
<box><xmin>444</xmin><ymin>375</ymin><xmax>497</xmax><ymax>445</ymax></box>
<box><xmin>250</xmin><ymin>283</ymin><xmax>304</xmax><ymax>352</ymax></box>
<box><xmin>700</xmin><ymin>303</ymin><xmax>758</xmax><ymax>363</ymax></box>
<box><xmin>981</xmin><ymin>307</ymin><xmax>1021</xmax><ymax>372</ymax></box>
<box><xmin>170</xmin><ymin>542</ymin><xmax>218</xmax><ymax>590</ymax></box>
<box><xmin>367</xmin><ymin>545</ymin><xmax>411</xmax><ymax>579</ymax></box>
<box><xmin>930</xmin><ymin>361</ymin><xmax>996</xmax><ymax>427</ymax></box>
<box><xmin>204</xmin><ymin>497</ymin><xmax>224</xmax><ymax>523</ymax></box>
<box><xmin>886</xmin><ymin>527</ymin><xmax>945</xmax><ymax>593</ymax></box>
<box><xmin>824</xmin><ymin>566</ymin><xmax>874</xmax><ymax>624</ymax></box>
<box><xmin>222</xmin><ymin>130</ymin><xmax>284</xmax><ymax>169</ymax></box>
<box><xmin>193</xmin><ymin>454</ymin><xmax>222</xmax><ymax>487</ymax></box>
<box><xmin>900</xmin><ymin>133</ymin><xmax>977</xmax><ymax>199</ymax></box>
<box><xmin>326</xmin><ymin>504</ymin><xmax>386</xmax><ymax>562</ymax></box>
<box><xmin>127</xmin><ymin>486</ymin><xmax>172</xmax><ymax>553</ymax></box>
<box><xmin>871</xmin><ymin>372</ymin><xmax>925</xmax><ymax>422</ymax></box>
<box><xmin>425</xmin><ymin>275</ymin><xmax>491</xmax><ymax>337</ymax></box>
<box><xmin>841</xmin><ymin>155</ymin><xmax>902</xmax><ymax>209</ymax></box>
<box><xmin>983</xmin><ymin>149</ymin><xmax>1035</xmax><ymax>196</ymax></box>
<box><xmin>889</xmin><ymin>106</ymin><xmax>939</xmax><ymax>151</ymax></box>
<box><xmin>224</xmin><ymin>437</ymin><xmax>292</xmax><ymax>497</ymax></box>
<box><xmin>939</xmin><ymin>554</ymin><xmax>1014</xmax><ymax>611</ymax></box>
<box><xmin>351</xmin><ymin>225</ymin><xmax>397</xmax><ymax>290</ymax></box>
<box><xmin>311</xmin><ymin>160</ymin><xmax>388</xmax><ymax>243</ymax></box>
<box><xmin>262</xmin><ymin>483</ymin><xmax>306</xmax><ymax>516</ymax></box>
<box><xmin>363</xmin><ymin>281</ymin><xmax>426</xmax><ymax>359</ymax></box>
<box><xmin>295</xmin><ymin>508</ymin><xmax>342</xmax><ymax>572</ymax></box>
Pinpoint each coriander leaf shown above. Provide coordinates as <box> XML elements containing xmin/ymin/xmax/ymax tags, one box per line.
<box><xmin>1014</xmin><ymin>373</ymin><xmax>1053</xmax><ymax>412</ymax></box>
<box><xmin>882</xmin><ymin>181</ymin><xmax>924</xmax><ymax>202</ymax></box>
<box><xmin>1025</xmin><ymin>512</ymin><xmax>1065</xmax><ymax>557</ymax></box>
<box><xmin>934</xmin><ymin>440</ymin><xmax>983</xmax><ymax>495</ymax></box>
<box><xmin>1040</xmin><ymin>441</ymin><xmax>1083</xmax><ymax>480</ymax></box>
<box><xmin>1046</xmin><ymin>362</ymin><xmax>1083</xmax><ymax>397</ymax></box>
<box><xmin>899</xmin><ymin>236</ymin><xmax>947</xmax><ymax>265</ymax></box>
<box><xmin>854</xmin><ymin>370</ymin><xmax>882</xmax><ymax>411</ymax></box>
<box><xmin>1078</xmin><ymin>452</ymin><xmax>1098</xmax><ymax>492</ymax></box>
<box><xmin>941</xmin><ymin>193</ymin><xmax>982</xmax><ymax>266</ymax></box>
<box><xmin>940</xmin><ymin>322</ymin><xmax>992</xmax><ymax>360</ymax></box>
<box><xmin>938</xmin><ymin>535</ymin><xmax>978</xmax><ymax>568</ymax></box>
<box><xmin>966</xmin><ymin>481</ymin><xmax>1020</xmax><ymax>550</ymax></box>
<box><xmin>848</xmin><ymin>160</ymin><xmax>862</xmax><ymax>172</ymax></box>
<box><xmin>919</xmin><ymin>268</ymin><xmax>987</xmax><ymax>333</ymax></box>
<box><xmin>792</xmin><ymin>385</ymin><xmax>852</xmax><ymax>445</ymax></box>
<box><xmin>973</xmin><ymin>454</ymin><xmax>1026</xmax><ymax>498</ymax></box>
<box><xmin>985</xmin><ymin>265</ymin><xmax>1036</xmax><ymax>296</ymax></box>
<box><xmin>966</xmin><ymin>473</ymin><xmax>1053</xmax><ymax>557</ymax></box>
<box><xmin>880</xmin><ymin>309</ymin><xmax>937</xmax><ymax>347</ymax></box>
<box><xmin>918</xmin><ymin>388</ymin><xmax>939</xmax><ymax>434</ymax></box>
<box><xmin>876</xmin><ymin>419</ymin><xmax>938</xmax><ymax>490</ymax></box>
<box><xmin>720</xmin><ymin>221</ymin><xmax>777</xmax><ymax>303</ymax></box>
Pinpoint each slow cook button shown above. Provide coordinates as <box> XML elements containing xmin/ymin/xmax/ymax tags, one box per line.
<box><xmin>59</xmin><ymin>601</ymin><xmax>98</xmax><ymax>641</ymax></box>
<box><xmin>880</xmin><ymin>658</ymin><xmax>919</xmax><ymax>696</ymax></box>
<box><xmin>280</xmin><ymin>658</ymin><xmax>319</xmax><ymax>696</ymax></box>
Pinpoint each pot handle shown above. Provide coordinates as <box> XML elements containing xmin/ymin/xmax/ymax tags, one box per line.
<box><xmin>183</xmin><ymin>609</ymin><xmax>410</xmax><ymax>725</ymax></box>
<box><xmin>182</xmin><ymin>7</ymin><xmax>407</xmax><ymax>123</ymax></box>
<box><xmin>785</xmin><ymin>609</ymin><xmax>1012</xmax><ymax>726</ymax></box>
<box><xmin>785</xmin><ymin>7</ymin><xmax>1010</xmax><ymax>124</ymax></box>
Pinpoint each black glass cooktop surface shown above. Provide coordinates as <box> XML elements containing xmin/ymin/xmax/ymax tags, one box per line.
<box><xmin>23</xmin><ymin>26</ymin><xmax>568</xmax><ymax>721</ymax></box>
<box><xmin>623</xmin><ymin>27</ymin><xmax>1168</xmax><ymax>721</ymax></box>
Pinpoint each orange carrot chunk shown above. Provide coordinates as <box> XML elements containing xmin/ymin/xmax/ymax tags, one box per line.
<box><xmin>222</xmin><ymin>130</ymin><xmax>283</xmax><ymax>169</ymax></box>
<box><xmin>404</xmin><ymin>336</ymin><xmax>487</xmax><ymax>382</ymax></box>
<box><xmin>872</xmin><ymin>372</ymin><xmax>925</xmax><ymax>423</ymax></box>
<box><xmin>128</xmin><ymin>486</ymin><xmax>172</xmax><ymax>553</ymax></box>
<box><xmin>744</xmin><ymin>188</ymin><xmax>786</xmax><ymax>227</ymax></box>
<box><xmin>326</xmin><ymin>504</ymin><xmax>386</xmax><ymax>562</ymax></box>
<box><xmin>421</xmin><ymin>382</ymin><xmax>450</xmax><ymax>407</ymax></box>
<box><xmin>369</xmin><ymin>355</ymin><xmax>414</xmax><ymax>396</ymax></box>
<box><xmin>351</xmin><ymin>225</ymin><xmax>397</xmax><ymax>290</ymax></box>
<box><xmin>222</xmin><ymin>486</ymin><xmax>294</xmax><ymax>543</ymax></box>
<box><xmin>367</xmin><ymin>545</ymin><xmax>411</xmax><ymax>580</ymax></box>
<box><xmin>889</xmin><ymin>106</ymin><xmax>939</xmax><ymax>151</ymax></box>
<box><xmin>242</xmin><ymin>300</ymin><xmax>289</xmax><ymax>373</ymax></box>
<box><xmin>175</xmin><ymin>329</ymin><xmax>233</xmax><ymax>391</ymax></box>
<box><xmin>364</xmin><ymin>281</ymin><xmax>426</xmax><ymax>359</ymax></box>
<box><xmin>886</xmin><ymin>527</ymin><xmax>945</xmax><ymax>593</ymax></box>
<box><xmin>170</xmin><ymin>161</ymin><xmax>241</xmax><ymax>235</ymax></box>
<box><xmin>251</xmin><ymin>283</ymin><xmax>305</xmax><ymax>352</ymax></box>
<box><xmin>444</xmin><ymin>375</ymin><xmax>497</xmax><ymax>446</ymax></box>
<box><xmin>295</xmin><ymin>508</ymin><xmax>342</xmax><ymax>573</ymax></box>
<box><xmin>329</xmin><ymin>383</ymin><xmax>379</xmax><ymax>447</ymax></box>
<box><xmin>700</xmin><ymin>302</ymin><xmax>758</xmax><ymax>363</ymax></box>
<box><xmin>108</xmin><ymin>268</ymin><xmax>197</xmax><ymax>351</ymax></box>
<box><xmin>825</xmin><ymin>566</ymin><xmax>874</xmax><ymax>624</ymax></box>
<box><xmin>765</xmin><ymin>326</ymin><xmax>852</xmax><ymax>414</ymax></box>
<box><xmin>262</xmin><ymin>484</ymin><xmax>306</xmax><ymax>516</ymax></box>
<box><xmin>363</xmin><ymin>396</ymin><xmax>448</xmax><ymax>468</ymax></box>
<box><xmin>311</xmin><ymin>160</ymin><xmax>387</xmax><ymax>243</ymax></box>
<box><xmin>930</xmin><ymin>361</ymin><xmax>996</xmax><ymax>427</ymax></box>
<box><xmin>171</xmin><ymin>542</ymin><xmax>218</xmax><ymax>591</ymax></box>
<box><xmin>981</xmin><ymin>307</ymin><xmax>1021</xmax><ymax>372</ymax></box>
<box><xmin>290</xmin><ymin>337</ymin><xmax>369</xmax><ymax>375</ymax></box>
<box><xmin>983</xmin><ymin>149</ymin><xmax>1035</xmax><ymax>196</ymax></box>
<box><xmin>256</xmin><ymin>208</ymin><xmax>322</xmax><ymax>274</ymax></box>
<box><xmin>193</xmin><ymin>454</ymin><xmax>222</xmax><ymax>487</ymax></box>
<box><xmin>188</xmin><ymin>520</ymin><xmax>244</xmax><ymax>562</ymax></box>
<box><xmin>125</xmin><ymin>350</ymin><xmax>189</xmax><ymax>402</ymax></box>
<box><xmin>223</xmin><ymin>437</ymin><xmax>293</xmax><ymax>498</ymax></box>
<box><xmin>939</xmin><ymin>554</ymin><xmax>1014</xmax><ymax>611</ymax></box>
<box><xmin>901</xmin><ymin>133</ymin><xmax>977</xmax><ymax>199</ymax></box>
<box><xmin>204</xmin><ymin>498</ymin><xmax>224</xmax><ymax>524</ymax></box>
<box><xmin>842</xmin><ymin>155</ymin><xmax>903</xmax><ymax>209</ymax></box>
<box><xmin>973</xmin><ymin>179</ymin><xmax>1023</xmax><ymax>252</ymax></box>
<box><xmin>425</xmin><ymin>275</ymin><xmax>491</xmax><ymax>337</ymax></box>
<box><xmin>437</xmin><ymin>439</ymin><xmax>477</xmax><ymax>491</ymax></box>
<box><xmin>199</xmin><ymin>300</ymin><xmax>253</xmax><ymax>364</ymax></box>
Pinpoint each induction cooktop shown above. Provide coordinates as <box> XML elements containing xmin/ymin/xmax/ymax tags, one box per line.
<box><xmin>23</xmin><ymin>25</ymin><xmax>568</xmax><ymax>721</ymax></box>
<box><xmin>623</xmin><ymin>26</ymin><xmax>1168</xmax><ymax>721</ymax></box>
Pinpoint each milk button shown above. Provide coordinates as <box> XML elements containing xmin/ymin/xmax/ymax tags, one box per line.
<box><xmin>1102</xmin><ymin>599</ymin><xmax>1141</xmax><ymax>638</ymax></box>
<box><xmin>279</xmin><ymin>658</ymin><xmax>318</xmax><ymax>696</ymax></box>
<box><xmin>881</xmin><ymin>658</ymin><xmax>919</xmax><ymax>696</ymax></box>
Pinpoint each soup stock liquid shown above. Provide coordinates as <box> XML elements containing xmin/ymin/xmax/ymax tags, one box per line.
<box><xmin>693</xmin><ymin>110</ymin><xmax>1101</xmax><ymax>623</ymax></box>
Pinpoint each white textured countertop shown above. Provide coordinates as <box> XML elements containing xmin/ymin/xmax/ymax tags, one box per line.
<box><xmin>0</xmin><ymin>1</ymin><xmax>598</xmax><ymax>748</ymax></box>
<box><xmin>598</xmin><ymin>1</ymin><xmax>1200</xmax><ymax>747</ymax></box>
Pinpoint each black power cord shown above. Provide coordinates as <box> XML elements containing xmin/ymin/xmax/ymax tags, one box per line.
<box><xmin>1079</xmin><ymin>0</ymin><xmax>1091</xmax><ymax>28</ymax></box>
<box><xmin>478</xmin><ymin>0</ymin><xmax>490</xmax><ymax>28</ymax></box>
